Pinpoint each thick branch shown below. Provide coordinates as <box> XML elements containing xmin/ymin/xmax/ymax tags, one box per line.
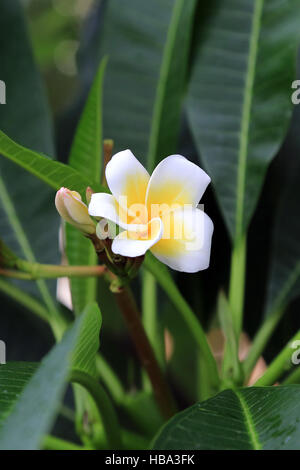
<box><xmin>114</xmin><ymin>285</ymin><xmax>177</xmax><ymax>419</ymax></box>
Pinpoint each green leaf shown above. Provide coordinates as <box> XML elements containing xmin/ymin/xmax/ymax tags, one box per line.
<box><xmin>147</xmin><ymin>0</ymin><xmax>197</xmax><ymax>170</ymax></box>
<box><xmin>0</xmin><ymin>130</ymin><xmax>108</xmax><ymax>198</ymax></box>
<box><xmin>69</xmin><ymin>58</ymin><xmax>106</xmax><ymax>181</ymax></box>
<box><xmin>141</xmin><ymin>0</ymin><xmax>196</xmax><ymax>360</ymax></box>
<box><xmin>72</xmin><ymin>302</ymin><xmax>102</xmax><ymax>377</ymax></box>
<box><xmin>87</xmin><ymin>0</ymin><xmax>192</xmax><ymax>168</ymax></box>
<box><xmin>0</xmin><ymin>0</ymin><xmax>63</xmax><ymax>336</ymax></box>
<box><xmin>71</xmin><ymin>301</ymin><xmax>103</xmax><ymax>447</ymax></box>
<box><xmin>0</xmin><ymin>302</ymin><xmax>100</xmax><ymax>450</ymax></box>
<box><xmin>187</xmin><ymin>0</ymin><xmax>300</xmax><ymax>241</ymax></box>
<box><xmin>0</xmin><ymin>0</ymin><xmax>54</xmax><ymax>154</ymax></box>
<box><xmin>65</xmin><ymin>227</ymin><xmax>98</xmax><ymax>315</ymax></box>
<box><xmin>153</xmin><ymin>385</ymin><xmax>300</xmax><ymax>450</ymax></box>
<box><xmin>66</xmin><ymin>59</ymin><xmax>107</xmax><ymax>314</ymax></box>
<box><xmin>0</xmin><ymin>362</ymin><xmax>37</xmax><ymax>427</ymax></box>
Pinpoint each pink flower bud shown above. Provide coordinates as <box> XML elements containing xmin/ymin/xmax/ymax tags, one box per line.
<box><xmin>55</xmin><ymin>187</ymin><xmax>95</xmax><ymax>235</ymax></box>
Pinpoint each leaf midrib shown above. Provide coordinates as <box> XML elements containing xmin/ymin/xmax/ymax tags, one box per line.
<box><xmin>235</xmin><ymin>0</ymin><xmax>264</xmax><ymax>240</ymax></box>
<box><xmin>234</xmin><ymin>389</ymin><xmax>262</xmax><ymax>450</ymax></box>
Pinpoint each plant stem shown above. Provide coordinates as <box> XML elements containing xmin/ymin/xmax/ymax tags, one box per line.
<box><xmin>197</xmin><ymin>353</ymin><xmax>213</xmax><ymax>401</ymax></box>
<box><xmin>42</xmin><ymin>435</ymin><xmax>89</xmax><ymax>450</ymax></box>
<box><xmin>144</xmin><ymin>254</ymin><xmax>220</xmax><ymax>393</ymax></box>
<box><xmin>243</xmin><ymin>306</ymin><xmax>284</xmax><ymax>380</ymax></box>
<box><xmin>254</xmin><ymin>329</ymin><xmax>300</xmax><ymax>386</ymax></box>
<box><xmin>142</xmin><ymin>271</ymin><xmax>158</xmax><ymax>356</ymax></box>
<box><xmin>0</xmin><ymin>262</ymin><xmax>107</xmax><ymax>280</ymax></box>
<box><xmin>228</xmin><ymin>234</ymin><xmax>247</xmax><ymax>339</ymax></box>
<box><xmin>218</xmin><ymin>290</ymin><xmax>244</xmax><ymax>387</ymax></box>
<box><xmin>113</xmin><ymin>285</ymin><xmax>177</xmax><ymax>419</ymax></box>
<box><xmin>282</xmin><ymin>366</ymin><xmax>300</xmax><ymax>385</ymax></box>
<box><xmin>70</xmin><ymin>369</ymin><xmax>122</xmax><ymax>450</ymax></box>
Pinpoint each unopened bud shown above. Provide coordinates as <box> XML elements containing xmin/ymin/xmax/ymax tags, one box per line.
<box><xmin>55</xmin><ymin>187</ymin><xmax>96</xmax><ymax>235</ymax></box>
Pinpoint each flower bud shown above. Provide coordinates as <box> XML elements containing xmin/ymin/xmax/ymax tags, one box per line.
<box><xmin>55</xmin><ymin>187</ymin><xmax>96</xmax><ymax>234</ymax></box>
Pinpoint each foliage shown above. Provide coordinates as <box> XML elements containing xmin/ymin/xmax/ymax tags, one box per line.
<box><xmin>0</xmin><ymin>0</ymin><xmax>300</xmax><ymax>450</ymax></box>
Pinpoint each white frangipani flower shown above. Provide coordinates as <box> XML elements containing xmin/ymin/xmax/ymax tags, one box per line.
<box><xmin>88</xmin><ymin>150</ymin><xmax>214</xmax><ymax>273</ymax></box>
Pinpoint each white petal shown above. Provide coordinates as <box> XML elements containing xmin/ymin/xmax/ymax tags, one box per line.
<box><xmin>150</xmin><ymin>207</ymin><xmax>213</xmax><ymax>273</ymax></box>
<box><xmin>88</xmin><ymin>193</ymin><xmax>128</xmax><ymax>229</ymax></box>
<box><xmin>146</xmin><ymin>155</ymin><xmax>210</xmax><ymax>212</ymax></box>
<box><xmin>112</xmin><ymin>218</ymin><xmax>163</xmax><ymax>258</ymax></box>
<box><xmin>105</xmin><ymin>150</ymin><xmax>150</xmax><ymax>212</ymax></box>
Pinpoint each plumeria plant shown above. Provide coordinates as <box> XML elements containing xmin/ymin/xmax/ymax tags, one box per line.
<box><xmin>1</xmin><ymin>0</ymin><xmax>300</xmax><ymax>451</ymax></box>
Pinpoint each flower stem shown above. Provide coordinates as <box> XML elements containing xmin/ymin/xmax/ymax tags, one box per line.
<box><xmin>42</xmin><ymin>435</ymin><xmax>90</xmax><ymax>450</ymax></box>
<box><xmin>113</xmin><ymin>284</ymin><xmax>177</xmax><ymax>419</ymax></box>
<box><xmin>70</xmin><ymin>369</ymin><xmax>122</xmax><ymax>450</ymax></box>
<box><xmin>0</xmin><ymin>262</ymin><xmax>106</xmax><ymax>280</ymax></box>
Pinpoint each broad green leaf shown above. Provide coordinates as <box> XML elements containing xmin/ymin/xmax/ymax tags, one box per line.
<box><xmin>0</xmin><ymin>362</ymin><xmax>37</xmax><ymax>427</ymax></box>
<box><xmin>0</xmin><ymin>130</ymin><xmax>108</xmax><ymax>198</ymax></box>
<box><xmin>187</xmin><ymin>0</ymin><xmax>300</xmax><ymax>241</ymax></box>
<box><xmin>69</xmin><ymin>58</ymin><xmax>106</xmax><ymax>181</ymax></box>
<box><xmin>0</xmin><ymin>0</ymin><xmax>59</xmax><ymax>319</ymax></box>
<box><xmin>66</xmin><ymin>59</ymin><xmax>107</xmax><ymax>314</ymax></box>
<box><xmin>153</xmin><ymin>386</ymin><xmax>300</xmax><ymax>450</ymax></box>
<box><xmin>72</xmin><ymin>302</ymin><xmax>102</xmax><ymax>376</ymax></box>
<box><xmin>0</xmin><ymin>1</ymin><xmax>54</xmax><ymax>154</ymax></box>
<box><xmin>65</xmin><ymin>227</ymin><xmax>98</xmax><ymax>315</ymax></box>
<box><xmin>147</xmin><ymin>0</ymin><xmax>197</xmax><ymax>170</ymax></box>
<box><xmin>0</xmin><ymin>303</ymin><xmax>100</xmax><ymax>450</ymax></box>
<box><xmin>84</xmin><ymin>0</ymin><xmax>192</xmax><ymax>168</ymax></box>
